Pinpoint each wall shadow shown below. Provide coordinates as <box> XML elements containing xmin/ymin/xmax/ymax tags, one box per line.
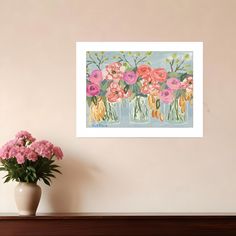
<box><xmin>42</xmin><ymin>154</ymin><xmax>97</xmax><ymax>213</ymax></box>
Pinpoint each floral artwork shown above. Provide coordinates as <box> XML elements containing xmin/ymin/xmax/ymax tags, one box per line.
<box><xmin>86</xmin><ymin>51</ymin><xmax>193</xmax><ymax>128</ymax></box>
<box><xmin>76</xmin><ymin>42</ymin><xmax>203</xmax><ymax>137</ymax></box>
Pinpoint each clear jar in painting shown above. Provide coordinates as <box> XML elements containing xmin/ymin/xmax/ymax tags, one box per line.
<box><xmin>105</xmin><ymin>101</ymin><xmax>121</xmax><ymax>124</ymax></box>
<box><xmin>165</xmin><ymin>96</ymin><xmax>188</xmax><ymax>123</ymax></box>
<box><xmin>129</xmin><ymin>95</ymin><xmax>150</xmax><ymax>123</ymax></box>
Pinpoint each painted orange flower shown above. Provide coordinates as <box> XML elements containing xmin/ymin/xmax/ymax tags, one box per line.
<box><xmin>141</xmin><ymin>79</ymin><xmax>160</xmax><ymax>96</ymax></box>
<box><xmin>137</xmin><ymin>65</ymin><xmax>152</xmax><ymax>81</ymax></box>
<box><xmin>150</xmin><ymin>68</ymin><xmax>167</xmax><ymax>82</ymax></box>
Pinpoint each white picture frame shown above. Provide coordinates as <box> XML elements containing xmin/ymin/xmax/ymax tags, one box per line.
<box><xmin>76</xmin><ymin>42</ymin><xmax>203</xmax><ymax>137</ymax></box>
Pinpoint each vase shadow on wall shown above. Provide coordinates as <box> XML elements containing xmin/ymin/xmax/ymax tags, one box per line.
<box><xmin>41</xmin><ymin>154</ymin><xmax>98</xmax><ymax>213</ymax></box>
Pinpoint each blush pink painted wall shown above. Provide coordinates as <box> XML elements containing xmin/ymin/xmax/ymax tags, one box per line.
<box><xmin>0</xmin><ymin>0</ymin><xmax>236</xmax><ymax>213</ymax></box>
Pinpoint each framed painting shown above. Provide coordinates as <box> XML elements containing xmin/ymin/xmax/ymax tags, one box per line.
<box><xmin>76</xmin><ymin>42</ymin><xmax>203</xmax><ymax>137</ymax></box>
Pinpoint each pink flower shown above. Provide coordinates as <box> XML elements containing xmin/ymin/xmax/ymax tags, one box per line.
<box><xmin>0</xmin><ymin>139</ymin><xmax>16</xmax><ymax>160</ymax></box>
<box><xmin>15</xmin><ymin>131</ymin><xmax>35</xmax><ymax>143</ymax></box>
<box><xmin>89</xmin><ymin>70</ymin><xmax>103</xmax><ymax>85</ymax></box>
<box><xmin>16</xmin><ymin>153</ymin><xmax>25</xmax><ymax>164</ymax></box>
<box><xmin>31</xmin><ymin>140</ymin><xmax>54</xmax><ymax>159</ymax></box>
<box><xmin>86</xmin><ymin>83</ymin><xmax>100</xmax><ymax>97</ymax></box>
<box><xmin>166</xmin><ymin>78</ymin><xmax>181</xmax><ymax>90</ymax></box>
<box><xmin>25</xmin><ymin>148</ymin><xmax>38</xmax><ymax>162</ymax></box>
<box><xmin>11</xmin><ymin>146</ymin><xmax>27</xmax><ymax>164</ymax></box>
<box><xmin>151</xmin><ymin>68</ymin><xmax>167</xmax><ymax>82</ymax></box>
<box><xmin>53</xmin><ymin>146</ymin><xmax>64</xmax><ymax>160</ymax></box>
<box><xmin>106</xmin><ymin>82</ymin><xmax>124</xmax><ymax>103</ymax></box>
<box><xmin>104</xmin><ymin>62</ymin><xmax>125</xmax><ymax>82</ymax></box>
<box><xmin>123</xmin><ymin>71</ymin><xmax>138</xmax><ymax>85</ymax></box>
<box><xmin>181</xmin><ymin>76</ymin><xmax>193</xmax><ymax>92</ymax></box>
<box><xmin>159</xmin><ymin>89</ymin><xmax>174</xmax><ymax>104</ymax></box>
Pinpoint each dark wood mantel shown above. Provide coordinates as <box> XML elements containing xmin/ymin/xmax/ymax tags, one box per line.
<box><xmin>1</xmin><ymin>213</ymin><xmax>236</xmax><ymax>236</ymax></box>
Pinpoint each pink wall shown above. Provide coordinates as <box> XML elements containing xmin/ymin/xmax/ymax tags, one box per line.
<box><xmin>0</xmin><ymin>0</ymin><xmax>236</xmax><ymax>213</ymax></box>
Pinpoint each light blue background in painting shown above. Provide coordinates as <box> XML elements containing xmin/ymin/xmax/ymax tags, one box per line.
<box><xmin>86</xmin><ymin>51</ymin><xmax>193</xmax><ymax>128</ymax></box>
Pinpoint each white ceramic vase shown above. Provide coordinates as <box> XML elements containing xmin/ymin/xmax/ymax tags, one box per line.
<box><xmin>15</xmin><ymin>182</ymin><xmax>41</xmax><ymax>216</ymax></box>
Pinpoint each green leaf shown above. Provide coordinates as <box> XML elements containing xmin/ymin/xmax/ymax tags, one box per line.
<box><xmin>87</xmin><ymin>97</ymin><xmax>92</xmax><ymax>107</ymax></box>
<box><xmin>167</xmin><ymin>72</ymin><xmax>180</xmax><ymax>78</ymax></box>
<box><xmin>92</xmin><ymin>96</ymin><xmax>98</xmax><ymax>105</ymax></box>
<box><xmin>156</xmin><ymin>99</ymin><xmax>160</xmax><ymax>110</ymax></box>
<box><xmin>172</xmin><ymin>53</ymin><xmax>177</xmax><ymax>59</ymax></box>
<box><xmin>184</xmin><ymin>54</ymin><xmax>190</xmax><ymax>60</ymax></box>
<box><xmin>146</xmin><ymin>51</ymin><xmax>152</xmax><ymax>56</ymax></box>
<box><xmin>42</xmin><ymin>178</ymin><xmax>50</xmax><ymax>186</ymax></box>
<box><xmin>4</xmin><ymin>176</ymin><xmax>11</xmax><ymax>183</ymax></box>
<box><xmin>124</xmin><ymin>85</ymin><xmax>129</xmax><ymax>93</ymax></box>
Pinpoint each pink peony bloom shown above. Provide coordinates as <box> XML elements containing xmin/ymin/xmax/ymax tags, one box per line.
<box><xmin>159</xmin><ymin>89</ymin><xmax>174</xmax><ymax>104</ymax></box>
<box><xmin>31</xmin><ymin>140</ymin><xmax>54</xmax><ymax>159</ymax></box>
<box><xmin>104</xmin><ymin>62</ymin><xmax>125</xmax><ymax>82</ymax></box>
<box><xmin>15</xmin><ymin>131</ymin><xmax>35</xmax><ymax>143</ymax></box>
<box><xmin>123</xmin><ymin>71</ymin><xmax>138</xmax><ymax>85</ymax></box>
<box><xmin>86</xmin><ymin>83</ymin><xmax>100</xmax><ymax>97</ymax></box>
<box><xmin>106</xmin><ymin>82</ymin><xmax>124</xmax><ymax>103</ymax></box>
<box><xmin>166</xmin><ymin>78</ymin><xmax>181</xmax><ymax>90</ymax></box>
<box><xmin>53</xmin><ymin>146</ymin><xmax>64</xmax><ymax>160</ymax></box>
<box><xmin>89</xmin><ymin>70</ymin><xmax>103</xmax><ymax>85</ymax></box>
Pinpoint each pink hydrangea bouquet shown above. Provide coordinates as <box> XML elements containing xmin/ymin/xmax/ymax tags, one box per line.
<box><xmin>0</xmin><ymin>131</ymin><xmax>63</xmax><ymax>186</ymax></box>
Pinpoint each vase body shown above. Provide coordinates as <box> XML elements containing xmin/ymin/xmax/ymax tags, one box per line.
<box><xmin>105</xmin><ymin>101</ymin><xmax>121</xmax><ymax>124</ymax></box>
<box><xmin>166</xmin><ymin>97</ymin><xmax>188</xmax><ymax>123</ymax></box>
<box><xmin>15</xmin><ymin>182</ymin><xmax>41</xmax><ymax>216</ymax></box>
<box><xmin>129</xmin><ymin>96</ymin><xmax>149</xmax><ymax>123</ymax></box>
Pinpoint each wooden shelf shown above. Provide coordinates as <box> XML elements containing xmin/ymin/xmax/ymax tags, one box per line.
<box><xmin>1</xmin><ymin>214</ymin><xmax>236</xmax><ymax>236</ymax></box>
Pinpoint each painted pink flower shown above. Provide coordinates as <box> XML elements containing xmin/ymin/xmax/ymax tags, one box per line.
<box><xmin>159</xmin><ymin>89</ymin><xmax>174</xmax><ymax>104</ymax></box>
<box><xmin>123</xmin><ymin>71</ymin><xmax>138</xmax><ymax>85</ymax></box>
<box><xmin>89</xmin><ymin>70</ymin><xmax>103</xmax><ymax>85</ymax></box>
<box><xmin>104</xmin><ymin>62</ymin><xmax>125</xmax><ymax>82</ymax></box>
<box><xmin>86</xmin><ymin>83</ymin><xmax>100</xmax><ymax>97</ymax></box>
<box><xmin>151</xmin><ymin>68</ymin><xmax>167</xmax><ymax>82</ymax></box>
<box><xmin>15</xmin><ymin>131</ymin><xmax>35</xmax><ymax>143</ymax></box>
<box><xmin>166</xmin><ymin>78</ymin><xmax>181</xmax><ymax>90</ymax></box>
<box><xmin>106</xmin><ymin>82</ymin><xmax>124</xmax><ymax>103</ymax></box>
<box><xmin>181</xmin><ymin>76</ymin><xmax>193</xmax><ymax>92</ymax></box>
<box><xmin>137</xmin><ymin>65</ymin><xmax>152</xmax><ymax>81</ymax></box>
<box><xmin>53</xmin><ymin>146</ymin><xmax>64</xmax><ymax>160</ymax></box>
